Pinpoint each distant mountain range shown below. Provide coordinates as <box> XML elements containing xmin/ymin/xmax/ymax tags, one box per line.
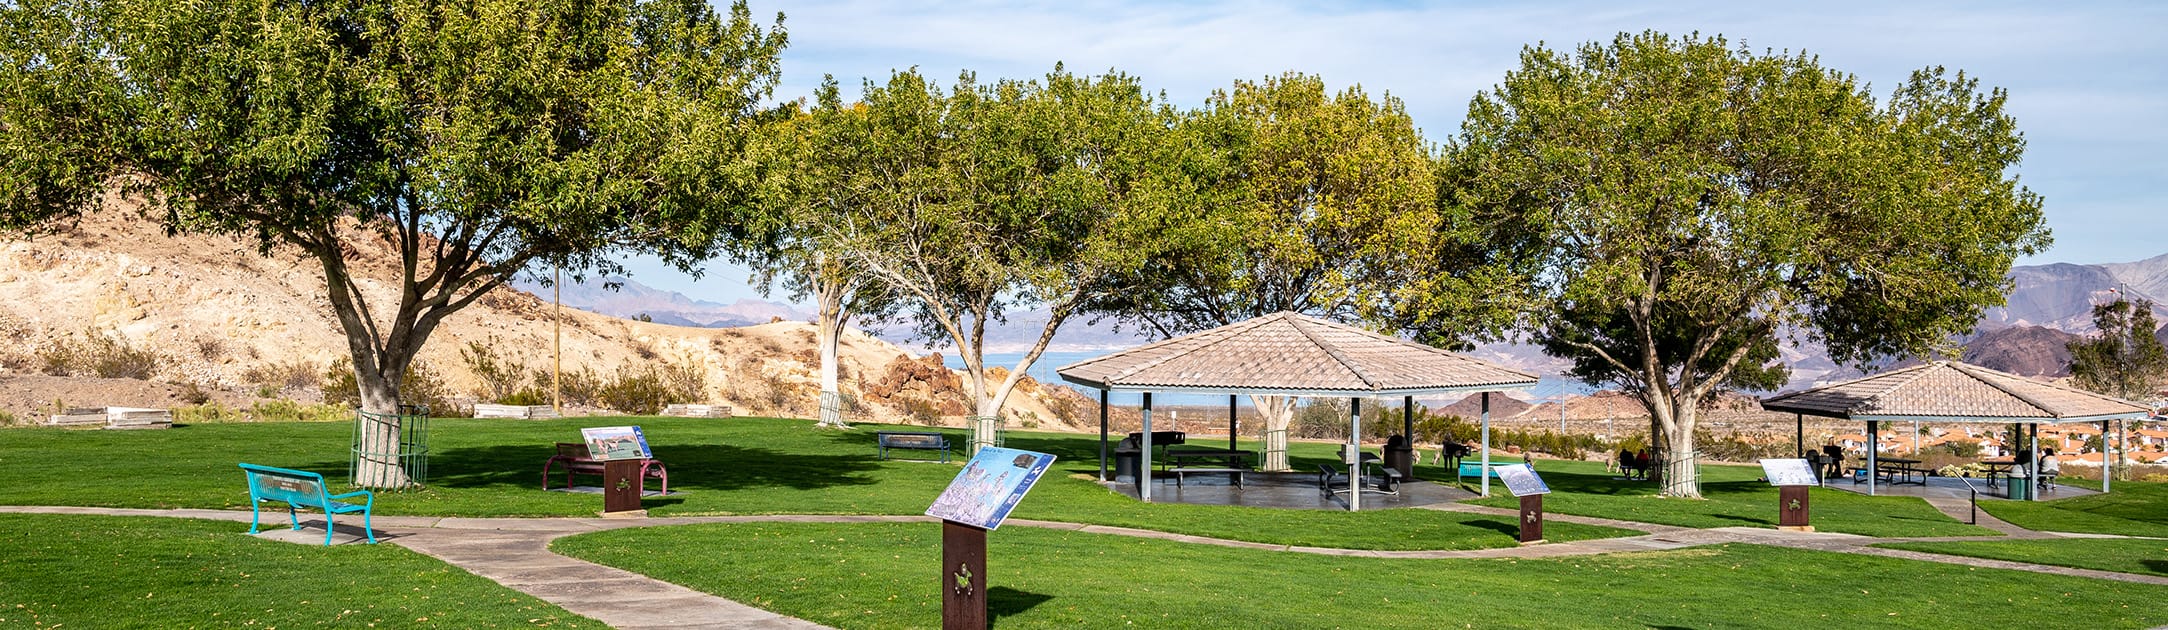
<box><xmin>527</xmin><ymin>252</ymin><xmax>2168</xmax><ymax>387</ymax></box>
<box><xmin>509</xmin><ymin>276</ymin><xmax>808</xmax><ymax>328</ymax></box>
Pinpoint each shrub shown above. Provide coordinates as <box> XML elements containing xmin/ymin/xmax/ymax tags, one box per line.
<box><xmin>241</xmin><ymin>360</ymin><xmax>321</xmax><ymax>392</ymax></box>
<box><xmin>598</xmin><ymin>366</ymin><xmax>670</xmax><ymax>415</ymax></box>
<box><xmin>177</xmin><ymin>380</ymin><xmax>214</xmax><ymax>405</ymax></box>
<box><xmin>176</xmin><ymin>402</ymin><xmax>247</xmax><ymax>424</ymax></box>
<box><xmin>35</xmin><ymin>329</ymin><xmax>161</xmax><ymax>379</ymax></box>
<box><xmin>899</xmin><ymin>397</ymin><xmax>940</xmax><ymax>426</ymax></box>
<box><xmin>0</xmin><ymin>410</ymin><xmax>17</xmax><ymax>426</ymax></box>
<box><xmin>249</xmin><ymin>399</ymin><xmax>351</xmax><ymax>423</ymax></box>
<box><xmin>458</xmin><ymin>339</ymin><xmax>533</xmax><ymax>404</ymax></box>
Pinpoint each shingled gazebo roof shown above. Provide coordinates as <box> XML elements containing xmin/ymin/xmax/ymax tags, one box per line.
<box><xmin>1055</xmin><ymin>311</ymin><xmax>1537</xmax><ymax>397</ymax></box>
<box><xmin>1761</xmin><ymin>360</ymin><xmax>2150</xmax><ymax>424</ymax></box>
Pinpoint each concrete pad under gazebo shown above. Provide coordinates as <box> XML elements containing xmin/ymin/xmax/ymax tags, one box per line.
<box><xmin>1762</xmin><ymin>360</ymin><xmax>2150</xmax><ymax>500</ymax></box>
<box><xmin>1056</xmin><ymin>311</ymin><xmax>1536</xmax><ymax>511</ymax></box>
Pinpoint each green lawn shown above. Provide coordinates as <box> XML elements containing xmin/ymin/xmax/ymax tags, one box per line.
<box><xmin>1455</xmin><ymin>458</ymin><xmax>1995</xmax><ymax>537</ymax></box>
<box><xmin>1978</xmin><ymin>480</ymin><xmax>2168</xmax><ymax>537</ymax></box>
<box><xmin>0</xmin><ymin>513</ymin><xmax>594</xmax><ymax>628</ymax></box>
<box><xmin>0</xmin><ymin>418</ymin><xmax>1635</xmax><ymax>551</ymax></box>
<box><xmin>555</xmin><ymin>521</ymin><xmax>2168</xmax><ymax>630</ymax></box>
<box><xmin>1876</xmin><ymin>538</ymin><xmax>2168</xmax><ymax>578</ymax></box>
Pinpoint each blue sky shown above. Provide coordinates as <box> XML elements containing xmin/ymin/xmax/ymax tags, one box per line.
<box><xmin>622</xmin><ymin>0</ymin><xmax>2168</xmax><ymax>306</ymax></box>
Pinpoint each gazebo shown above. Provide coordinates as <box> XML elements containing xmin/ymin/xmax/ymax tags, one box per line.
<box><xmin>1055</xmin><ymin>311</ymin><xmax>1537</xmax><ymax>510</ymax></box>
<box><xmin>1762</xmin><ymin>360</ymin><xmax>2151</xmax><ymax>498</ymax></box>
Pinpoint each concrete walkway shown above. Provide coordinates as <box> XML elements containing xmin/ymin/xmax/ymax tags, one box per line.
<box><xmin>7</xmin><ymin>502</ymin><xmax>2166</xmax><ymax>629</ymax></box>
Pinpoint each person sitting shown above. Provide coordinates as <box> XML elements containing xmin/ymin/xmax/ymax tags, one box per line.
<box><xmin>2038</xmin><ymin>447</ymin><xmax>2060</xmax><ymax>491</ymax></box>
<box><xmin>2011</xmin><ymin>447</ymin><xmax>2034</xmax><ymax>482</ymax></box>
<box><xmin>1820</xmin><ymin>444</ymin><xmax>1845</xmax><ymax>479</ymax></box>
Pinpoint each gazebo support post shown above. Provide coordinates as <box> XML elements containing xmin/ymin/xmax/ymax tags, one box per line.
<box><xmin>1229</xmin><ymin>395</ymin><xmax>1238</xmax><ymax>452</ymax></box>
<box><xmin>2028</xmin><ymin>422</ymin><xmax>2038</xmax><ymax>501</ymax></box>
<box><xmin>1348</xmin><ymin>398</ymin><xmax>1362</xmax><ymax>512</ymax></box>
<box><xmin>1867</xmin><ymin>420</ymin><xmax>1878</xmax><ymax>497</ymax></box>
<box><xmin>1098</xmin><ymin>389</ymin><xmax>1109</xmax><ymax>482</ymax></box>
<box><xmin>2103</xmin><ymin>419</ymin><xmax>2111</xmax><ymax>494</ymax></box>
<box><xmin>1403</xmin><ymin>395</ymin><xmax>1415</xmax><ymax>479</ymax></box>
<box><xmin>1141</xmin><ymin>393</ymin><xmax>1153</xmax><ymax>503</ymax></box>
<box><xmin>1795</xmin><ymin>413</ymin><xmax>1804</xmax><ymax>458</ymax></box>
<box><xmin>1481</xmin><ymin>392</ymin><xmax>1492</xmax><ymax>498</ymax></box>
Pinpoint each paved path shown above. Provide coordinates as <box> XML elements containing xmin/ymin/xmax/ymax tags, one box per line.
<box><xmin>7</xmin><ymin>503</ymin><xmax>2166</xmax><ymax>629</ymax></box>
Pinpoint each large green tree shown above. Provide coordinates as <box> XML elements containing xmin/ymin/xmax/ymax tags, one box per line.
<box><xmin>2068</xmin><ymin>296</ymin><xmax>2168</xmax><ymax>479</ymax></box>
<box><xmin>739</xmin><ymin>78</ymin><xmax>900</xmax><ymax>429</ymax></box>
<box><xmin>1101</xmin><ymin>73</ymin><xmax>1456</xmax><ymax>471</ymax></box>
<box><xmin>833</xmin><ymin>67</ymin><xmax>1197</xmax><ymax>450</ymax></box>
<box><xmin>0</xmin><ymin>0</ymin><xmax>785</xmax><ymax>487</ymax></box>
<box><xmin>1444</xmin><ymin>32</ymin><xmax>2049</xmax><ymax>497</ymax></box>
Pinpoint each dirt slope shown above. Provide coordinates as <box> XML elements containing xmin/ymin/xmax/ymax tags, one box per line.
<box><xmin>0</xmin><ymin>207</ymin><xmax>1087</xmax><ymax>430</ymax></box>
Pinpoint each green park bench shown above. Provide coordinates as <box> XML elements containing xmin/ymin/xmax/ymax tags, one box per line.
<box><xmin>238</xmin><ymin>463</ymin><xmax>376</xmax><ymax>546</ymax></box>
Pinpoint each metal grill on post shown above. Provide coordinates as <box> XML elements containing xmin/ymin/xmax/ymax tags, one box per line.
<box><xmin>350</xmin><ymin>404</ymin><xmax>431</xmax><ymax>488</ymax></box>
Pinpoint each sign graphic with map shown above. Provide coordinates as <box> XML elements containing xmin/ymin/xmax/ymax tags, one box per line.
<box><xmin>580</xmin><ymin>426</ymin><xmax>652</xmax><ymax>461</ymax></box>
<box><xmin>1759</xmin><ymin>458</ymin><xmax>1818</xmax><ymax>486</ymax></box>
<box><xmin>1496</xmin><ymin>463</ymin><xmax>1550</xmax><ymax>497</ymax></box>
<box><xmin>925</xmin><ymin>447</ymin><xmax>1055</xmax><ymax>530</ymax></box>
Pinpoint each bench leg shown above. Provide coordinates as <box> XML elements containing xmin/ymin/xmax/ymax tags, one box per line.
<box><xmin>363</xmin><ymin>510</ymin><xmax>376</xmax><ymax>544</ymax></box>
<box><xmin>248</xmin><ymin>501</ymin><xmax>262</xmax><ymax>534</ymax></box>
<box><xmin>288</xmin><ymin>505</ymin><xmax>299</xmax><ymax>531</ymax></box>
<box><xmin>324</xmin><ymin>512</ymin><xmax>336</xmax><ymax>546</ymax></box>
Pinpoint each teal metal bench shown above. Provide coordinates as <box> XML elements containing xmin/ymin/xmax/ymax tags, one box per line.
<box><xmin>238</xmin><ymin>463</ymin><xmax>375</xmax><ymax>545</ymax></box>
<box><xmin>1458</xmin><ymin>461</ymin><xmax>1510</xmax><ymax>485</ymax></box>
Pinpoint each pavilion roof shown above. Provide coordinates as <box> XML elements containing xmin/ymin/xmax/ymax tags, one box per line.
<box><xmin>1056</xmin><ymin>311</ymin><xmax>1536</xmax><ymax>397</ymax></box>
<box><xmin>1761</xmin><ymin>361</ymin><xmax>2149</xmax><ymax>424</ymax></box>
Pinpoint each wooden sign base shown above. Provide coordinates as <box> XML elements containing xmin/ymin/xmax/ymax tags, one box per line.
<box><xmin>942</xmin><ymin>520</ymin><xmax>989</xmax><ymax>630</ymax></box>
<box><xmin>1778</xmin><ymin>485</ymin><xmax>1812</xmax><ymax>532</ymax></box>
<box><xmin>603</xmin><ymin>459</ymin><xmax>645</xmax><ymax>515</ymax></box>
<box><xmin>1518</xmin><ymin>494</ymin><xmax>1545</xmax><ymax>544</ymax></box>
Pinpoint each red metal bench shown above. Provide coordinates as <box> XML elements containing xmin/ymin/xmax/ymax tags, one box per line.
<box><xmin>543</xmin><ymin>442</ymin><xmax>667</xmax><ymax>494</ymax></box>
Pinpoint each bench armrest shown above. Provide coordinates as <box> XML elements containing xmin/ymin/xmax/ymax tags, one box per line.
<box><xmin>328</xmin><ymin>489</ymin><xmax>374</xmax><ymax>507</ymax></box>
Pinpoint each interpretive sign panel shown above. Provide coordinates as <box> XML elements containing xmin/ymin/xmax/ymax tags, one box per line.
<box><xmin>1496</xmin><ymin>463</ymin><xmax>1550</xmax><ymax>497</ymax></box>
<box><xmin>580</xmin><ymin>426</ymin><xmax>652</xmax><ymax>461</ymax></box>
<box><xmin>926</xmin><ymin>447</ymin><xmax>1055</xmax><ymax>531</ymax></box>
<box><xmin>1760</xmin><ymin>458</ymin><xmax>1818</xmax><ymax>487</ymax></box>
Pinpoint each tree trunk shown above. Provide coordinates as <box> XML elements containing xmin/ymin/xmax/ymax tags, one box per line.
<box><xmin>1255</xmin><ymin>395</ymin><xmax>1296</xmax><ymax>472</ymax></box>
<box><xmin>1656</xmin><ymin>402</ymin><xmax>1702</xmax><ymax>498</ymax></box>
<box><xmin>814</xmin><ymin>288</ymin><xmax>849</xmax><ymax>429</ymax></box>
<box><xmin>351</xmin><ymin>367</ymin><xmax>411</xmax><ymax>489</ymax></box>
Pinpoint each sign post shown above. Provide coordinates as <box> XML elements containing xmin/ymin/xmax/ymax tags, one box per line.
<box><xmin>926</xmin><ymin>446</ymin><xmax>1055</xmax><ymax>630</ymax></box>
<box><xmin>1495</xmin><ymin>463</ymin><xmax>1550</xmax><ymax>544</ymax></box>
<box><xmin>580</xmin><ymin>426</ymin><xmax>654</xmax><ymax>518</ymax></box>
<box><xmin>1760</xmin><ymin>458</ymin><xmax>1817</xmax><ymax>532</ymax></box>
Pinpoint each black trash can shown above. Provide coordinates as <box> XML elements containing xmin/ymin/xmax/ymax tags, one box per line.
<box><xmin>1384</xmin><ymin>434</ymin><xmax>1414</xmax><ymax>479</ymax></box>
<box><xmin>1113</xmin><ymin>437</ymin><xmax>1142</xmax><ymax>482</ymax></box>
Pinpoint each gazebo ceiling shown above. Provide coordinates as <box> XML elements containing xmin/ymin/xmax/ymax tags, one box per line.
<box><xmin>1055</xmin><ymin>311</ymin><xmax>1537</xmax><ymax>396</ymax></box>
<box><xmin>1761</xmin><ymin>360</ymin><xmax>2150</xmax><ymax>424</ymax></box>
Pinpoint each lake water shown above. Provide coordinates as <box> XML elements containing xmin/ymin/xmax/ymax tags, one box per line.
<box><xmin>943</xmin><ymin>350</ymin><xmax>1595</xmax><ymax>408</ymax></box>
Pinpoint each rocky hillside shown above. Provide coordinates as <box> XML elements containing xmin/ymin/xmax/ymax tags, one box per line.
<box><xmin>0</xmin><ymin>208</ymin><xmax>1093</xmax><ymax>430</ymax></box>
<box><xmin>1961</xmin><ymin>325</ymin><xmax>2079</xmax><ymax>377</ymax></box>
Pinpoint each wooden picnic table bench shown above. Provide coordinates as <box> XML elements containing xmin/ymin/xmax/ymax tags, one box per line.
<box><xmin>543</xmin><ymin>442</ymin><xmax>669</xmax><ymax>493</ymax></box>
<box><xmin>238</xmin><ymin>463</ymin><xmax>375</xmax><ymax>546</ymax></box>
<box><xmin>875</xmin><ymin>431</ymin><xmax>952</xmax><ymax>463</ymax></box>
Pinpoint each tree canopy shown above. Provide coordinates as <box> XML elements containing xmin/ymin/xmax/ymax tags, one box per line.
<box><xmin>1443</xmin><ymin>31</ymin><xmax>2050</xmax><ymax>497</ymax></box>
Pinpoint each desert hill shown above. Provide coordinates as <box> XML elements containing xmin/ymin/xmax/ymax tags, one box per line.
<box><xmin>0</xmin><ymin>208</ymin><xmax>1092</xmax><ymax>430</ymax></box>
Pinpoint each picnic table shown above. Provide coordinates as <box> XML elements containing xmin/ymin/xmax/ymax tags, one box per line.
<box><xmin>1163</xmin><ymin>447</ymin><xmax>1253</xmax><ymax>486</ymax></box>
<box><xmin>1872</xmin><ymin>457</ymin><xmax>1929</xmax><ymax>486</ymax></box>
<box><xmin>1978</xmin><ymin>459</ymin><xmax>2018</xmax><ymax>487</ymax></box>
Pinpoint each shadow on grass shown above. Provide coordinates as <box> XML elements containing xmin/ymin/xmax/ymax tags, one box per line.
<box><xmin>1708</xmin><ymin>513</ymin><xmax>1774</xmax><ymax>527</ymax></box>
<box><xmin>2144</xmin><ymin>559</ymin><xmax>2168</xmax><ymax>574</ymax></box>
<box><xmin>305</xmin><ymin>443</ymin><xmax>890</xmax><ymax>492</ymax></box>
<box><xmin>1462</xmin><ymin>519</ymin><xmax>1518</xmax><ymax>536</ymax></box>
<box><xmin>989</xmin><ymin>586</ymin><xmax>1053</xmax><ymax>625</ymax></box>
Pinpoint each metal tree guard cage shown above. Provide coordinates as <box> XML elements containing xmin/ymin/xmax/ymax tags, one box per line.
<box><xmin>350</xmin><ymin>404</ymin><xmax>431</xmax><ymax>488</ymax></box>
<box><xmin>818</xmin><ymin>391</ymin><xmax>847</xmax><ymax>428</ymax></box>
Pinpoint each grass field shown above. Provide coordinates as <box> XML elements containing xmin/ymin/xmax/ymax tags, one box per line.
<box><xmin>1876</xmin><ymin>538</ymin><xmax>2168</xmax><ymax>578</ymax></box>
<box><xmin>0</xmin><ymin>513</ymin><xmax>595</xmax><ymax>628</ymax></box>
<box><xmin>554</xmin><ymin>521</ymin><xmax>2168</xmax><ymax>630</ymax></box>
<box><xmin>1978</xmin><ymin>481</ymin><xmax>2168</xmax><ymax>537</ymax></box>
<box><xmin>1453</xmin><ymin>458</ymin><xmax>1994</xmax><ymax>537</ymax></box>
<box><xmin>0</xmin><ymin>417</ymin><xmax>1637</xmax><ymax>550</ymax></box>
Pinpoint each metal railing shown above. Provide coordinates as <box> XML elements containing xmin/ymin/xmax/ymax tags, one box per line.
<box><xmin>350</xmin><ymin>405</ymin><xmax>430</xmax><ymax>488</ymax></box>
<box><xmin>1954</xmin><ymin>475</ymin><xmax>1981</xmax><ymax>524</ymax></box>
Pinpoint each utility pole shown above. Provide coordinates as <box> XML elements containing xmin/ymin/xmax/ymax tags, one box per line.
<box><xmin>553</xmin><ymin>264</ymin><xmax>563</xmax><ymax>415</ymax></box>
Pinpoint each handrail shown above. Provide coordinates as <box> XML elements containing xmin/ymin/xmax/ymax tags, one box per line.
<box><xmin>1954</xmin><ymin>475</ymin><xmax>1981</xmax><ymax>524</ymax></box>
